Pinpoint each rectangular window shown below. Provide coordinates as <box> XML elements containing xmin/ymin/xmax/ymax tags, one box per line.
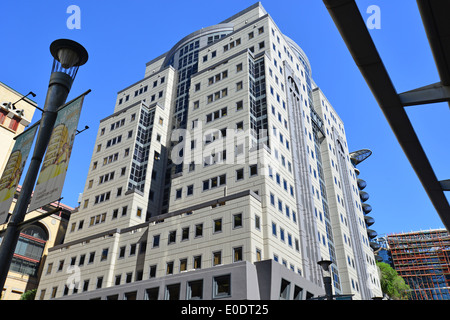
<box><xmin>233</xmin><ymin>213</ymin><xmax>242</xmax><ymax>228</ymax></box>
<box><xmin>181</xmin><ymin>182</ymin><xmax>191</xmax><ymax>196</ymax></box>
<box><xmin>193</xmin><ymin>255</ymin><xmax>202</xmax><ymax>269</ymax></box>
<box><xmin>213</xmin><ymin>275</ymin><xmax>231</xmax><ymax>299</ymax></box>
<box><xmin>213</xmin><ymin>251</ymin><xmax>222</xmax><ymax>266</ymax></box>
<box><xmin>182</xmin><ymin>227</ymin><xmax>189</xmax><ymax>241</ymax></box>
<box><xmin>166</xmin><ymin>262</ymin><xmax>174</xmax><ymax>275</ymax></box>
<box><xmin>168</xmin><ymin>231</ymin><xmax>176</xmax><ymax>244</ymax></box>
<box><xmin>236</xmin><ymin>168</ymin><xmax>244</xmax><ymax>181</ymax></box>
<box><xmin>214</xmin><ymin>219</ymin><xmax>222</xmax><ymax>233</ymax></box>
<box><xmin>187</xmin><ymin>280</ymin><xmax>203</xmax><ymax>300</ymax></box>
<box><xmin>180</xmin><ymin>258</ymin><xmax>187</xmax><ymax>272</ymax></box>
<box><xmin>153</xmin><ymin>234</ymin><xmax>160</xmax><ymax>248</ymax></box>
<box><xmin>165</xmin><ymin>283</ymin><xmax>180</xmax><ymax>300</ymax></box>
<box><xmin>195</xmin><ymin>224</ymin><xmax>203</xmax><ymax>237</ymax></box>
<box><xmin>233</xmin><ymin>247</ymin><xmax>243</xmax><ymax>262</ymax></box>
<box><xmin>101</xmin><ymin>248</ymin><xmax>109</xmax><ymax>261</ymax></box>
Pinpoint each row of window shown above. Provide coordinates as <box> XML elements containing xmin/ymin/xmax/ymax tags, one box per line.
<box><xmin>72</xmin><ymin>204</ymin><xmax>143</xmax><ymax>233</ymax></box>
<box><xmin>117</xmin><ymin>76</ymin><xmax>166</xmax><ymax>106</ymax></box>
<box><xmin>40</xmin><ymin>272</ymin><xmax>232</xmax><ymax>300</ymax></box>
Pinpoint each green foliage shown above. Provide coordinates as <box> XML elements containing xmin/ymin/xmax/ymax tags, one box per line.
<box><xmin>377</xmin><ymin>262</ymin><xmax>410</xmax><ymax>300</ymax></box>
<box><xmin>20</xmin><ymin>288</ymin><xmax>37</xmax><ymax>300</ymax></box>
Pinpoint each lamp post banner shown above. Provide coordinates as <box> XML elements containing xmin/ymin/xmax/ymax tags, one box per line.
<box><xmin>0</xmin><ymin>124</ymin><xmax>39</xmax><ymax>224</ymax></box>
<box><xmin>28</xmin><ymin>93</ymin><xmax>86</xmax><ymax>212</ymax></box>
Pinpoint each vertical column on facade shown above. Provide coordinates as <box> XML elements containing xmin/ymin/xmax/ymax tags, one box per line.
<box><xmin>283</xmin><ymin>63</ymin><xmax>321</xmax><ymax>285</ymax></box>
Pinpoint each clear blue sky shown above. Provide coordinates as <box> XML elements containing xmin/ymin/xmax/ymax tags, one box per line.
<box><xmin>1</xmin><ymin>1</ymin><xmax>448</xmax><ymax>236</ymax></box>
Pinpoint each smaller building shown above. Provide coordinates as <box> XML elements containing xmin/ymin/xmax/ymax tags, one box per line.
<box><xmin>48</xmin><ymin>259</ymin><xmax>322</xmax><ymax>300</ymax></box>
<box><xmin>0</xmin><ymin>187</ymin><xmax>72</xmax><ymax>300</ymax></box>
<box><xmin>0</xmin><ymin>81</ymin><xmax>36</xmax><ymax>174</ymax></box>
<box><xmin>386</xmin><ymin>229</ymin><xmax>450</xmax><ymax>300</ymax></box>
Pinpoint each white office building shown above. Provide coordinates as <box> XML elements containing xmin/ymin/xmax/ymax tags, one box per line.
<box><xmin>36</xmin><ymin>2</ymin><xmax>382</xmax><ymax>300</ymax></box>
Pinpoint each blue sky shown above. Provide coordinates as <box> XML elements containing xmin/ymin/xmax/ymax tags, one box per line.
<box><xmin>1</xmin><ymin>0</ymin><xmax>448</xmax><ymax>236</ymax></box>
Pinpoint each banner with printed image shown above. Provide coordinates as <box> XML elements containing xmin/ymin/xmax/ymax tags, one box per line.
<box><xmin>28</xmin><ymin>93</ymin><xmax>87</xmax><ymax>212</ymax></box>
<box><xmin>0</xmin><ymin>123</ymin><xmax>38</xmax><ymax>223</ymax></box>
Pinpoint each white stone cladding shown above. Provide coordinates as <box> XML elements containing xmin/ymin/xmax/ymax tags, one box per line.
<box><xmin>36</xmin><ymin>2</ymin><xmax>382</xmax><ymax>300</ymax></box>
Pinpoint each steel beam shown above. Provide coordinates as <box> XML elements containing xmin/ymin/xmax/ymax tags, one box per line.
<box><xmin>323</xmin><ymin>0</ymin><xmax>450</xmax><ymax>231</ymax></box>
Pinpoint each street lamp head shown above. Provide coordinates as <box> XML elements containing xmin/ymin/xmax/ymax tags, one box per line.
<box><xmin>50</xmin><ymin>39</ymin><xmax>88</xmax><ymax>80</ymax></box>
<box><xmin>317</xmin><ymin>259</ymin><xmax>332</xmax><ymax>273</ymax></box>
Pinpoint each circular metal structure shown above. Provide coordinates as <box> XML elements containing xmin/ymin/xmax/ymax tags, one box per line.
<box><xmin>50</xmin><ymin>39</ymin><xmax>89</xmax><ymax>67</ymax></box>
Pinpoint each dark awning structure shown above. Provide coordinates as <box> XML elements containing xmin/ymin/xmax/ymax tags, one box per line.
<box><xmin>323</xmin><ymin>0</ymin><xmax>450</xmax><ymax>231</ymax></box>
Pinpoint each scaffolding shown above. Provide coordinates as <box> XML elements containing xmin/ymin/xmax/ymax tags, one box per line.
<box><xmin>387</xmin><ymin>229</ymin><xmax>450</xmax><ymax>300</ymax></box>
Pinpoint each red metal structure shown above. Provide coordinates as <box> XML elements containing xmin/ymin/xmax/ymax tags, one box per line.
<box><xmin>387</xmin><ymin>229</ymin><xmax>450</xmax><ymax>300</ymax></box>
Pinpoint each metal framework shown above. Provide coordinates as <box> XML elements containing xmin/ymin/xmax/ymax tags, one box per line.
<box><xmin>387</xmin><ymin>229</ymin><xmax>450</xmax><ymax>300</ymax></box>
<box><xmin>323</xmin><ymin>0</ymin><xmax>450</xmax><ymax>231</ymax></box>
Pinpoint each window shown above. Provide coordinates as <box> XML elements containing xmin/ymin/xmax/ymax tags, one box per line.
<box><xmin>280</xmin><ymin>279</ymin><xmax>291</xmax><ymax>300</ymax></box>
<box><xmin>195</xmin><ymin>224</ymin><xmax>203</xmax><ymax>237</ymax></box>
<box><xmin>233</xmin><ymin>213</ymin><xmax>242</xmax><ymax>228</ymax></box>
<box><xmin>115</xmin><ymin>275</ymin><xmax>121</xmax><ymax>286</ymax></box>
<box><xmin>233</xmin><ymin>247</ymin><xmax>243</xmax><ymax>262</ymax></box>
<box><xmin>149</xmin><ymin>265</ymin><xmax>157</xmax><ymax>278</ymax></box>
<box><xmin>255</xmin><ymin>215</ymin><xmax>261</xmax><ymax>230</ymax></box>
<box><xmin>88</xmin><ymin>252</ymin><xmax>95</xmax><ymax>264</ymax></box>
<box><xmin>129</xmin><ymin>243</ymin><xmax>136</xmax><ymax>256</ymax></box>
<box><xmin>101</xmin><ymin>248</ymin><xmax>109</xmax><ymax>261</ymax></box>
<box><xmin>193</xmin><ymin>255</ymin><xmax>202</xmax><ymax>269</ymax></box>
<box><xmin>175</xmin><ymin>188</ymin><xmax>182</xmax><ymax>199</ymax></box>
<box><xmin>193</xmin><ymin>100</ymin><xmax>199</xmax><ymax>110</ymax></box>
<box><xmin>187</xmin><ymin>280</ymin><xmax>203</xmax><ymax>300</ymax></box>
<box><xmin>236</xmin><ymin>100</ymin><xmax>243</xmax><ymax>111</ymax></box>
<box><xmin>213</xmin><ymin>275</ymin><xmax>231</xmax><ymax>298</ymax></box>
<box><xmin>250</xmin><ymin>164</ymin><xmax>258</xmax><ymax>177</ymax></box>
<box><xmin>236</xmin><ymin>168</ymin><xmax>244</xmax><ymax>181</ymax></box>
<box><xmin>214</xmin><ymin>219</ymin><xmax>222</xmax><ymax>233</ymax></box>
<box><xmin>187</xmin><ymin>184</ymin><xmax>194</xmax><ymax>196</ymax></box>
<box><xmin>153</xmin><ymin>234</ymin><xmax>160</xmax><ymax>248</ymax></box>
<box><xmin>165</xmin><ymin>283</ymin><xmax>180</xmax><ymax>300</ymax></box>
<box><xmin>236</xmin><ymin>63</ymin><xmax>243</xmax><ymax>72</ymax></box>
<box><xmin>182</xmin><ymin>227</ymin><xmax>189</xmax><ymax>241</ymax></box>
<box><xmin>180</xmin><ymin>258</ymin><xmax>187</xmax><ymax>272</ymax></box>
<box><xmin>166</xmin><ymin>261</ymin><xmax>174</xmax><ymax>275</ymax></box>
<box><xmin>145</xmin><ymin>287</ymin><xmax>159</xmax><ymax>300</ymax></box>
<box><xmin>256</xmin><ymin>248</ymin><xmax>262</xmax><ymax>261</ymax></box>
<box><xmin>96</xmin><ymin>276</ymin><xmax>103</xmax><ymax>289</ymax></box>
<box><xmin>213</xmin><ymin>251</ymin><xmax>222</xmax><ymax>266</ymax></box>
<box><xmin>119</xmin><ymin>246</ymin><xmax>126</xmax><ymax>258</ymax></box>
<box><xmin>270</xmin><ymin>193</ymin><xmax>275</xmax><ymax>206</ymax></box>
<box><xmin>168</xmin><ymin>231</ymin><xmax>176</xmax><ymax>244</ymax></box>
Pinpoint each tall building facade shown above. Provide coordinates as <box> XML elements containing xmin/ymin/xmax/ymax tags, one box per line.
<box><xmin>36</xmin><ymin>2</ymin><xmax>382</xmax><ymax>300</ymax></box>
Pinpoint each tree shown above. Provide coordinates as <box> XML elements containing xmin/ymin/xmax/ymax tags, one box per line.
<box><xmin>377</xmin><ymin>262</ymin><xmax>410</xmax><ymax>300</ymax></box>
<box><xmin>20</xmin><ymin>288</ymin><xmax>37</xmax><ymax>300</ymax></box>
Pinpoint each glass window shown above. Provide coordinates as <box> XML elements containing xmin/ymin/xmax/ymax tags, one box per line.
<box><xmin>214</xmin><ymin>219</ymin><xmax>222</xmax><ymax>233</ymax></box>
<box><xmin>165</xmin><ymin>283</ymin><xmax>180</xmax><ymax>300</ymax></box>
<box><xmin>233</xmin><ymin>213</ymin><xmax>242</xmax><ymax>228</ymax></box>
<box><xmin>187</xmin><ymin>280</ymin><xmax>203</xmax><ymax>300</ymax></box>
<box><xmin>213</xmin><ymin>275</ymin><xmax>231</xmax><ymax>299</ymax></box>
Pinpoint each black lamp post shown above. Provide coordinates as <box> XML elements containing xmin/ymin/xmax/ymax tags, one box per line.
<box><xmin>0</xmin><ymin>39</ymin><xmax>88</xmax><ymax>296</ymax></box>
<box><xmin>318</xmin><ymin>259</ymin><xmax>333</xmax><ymax>300</ymax></box>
